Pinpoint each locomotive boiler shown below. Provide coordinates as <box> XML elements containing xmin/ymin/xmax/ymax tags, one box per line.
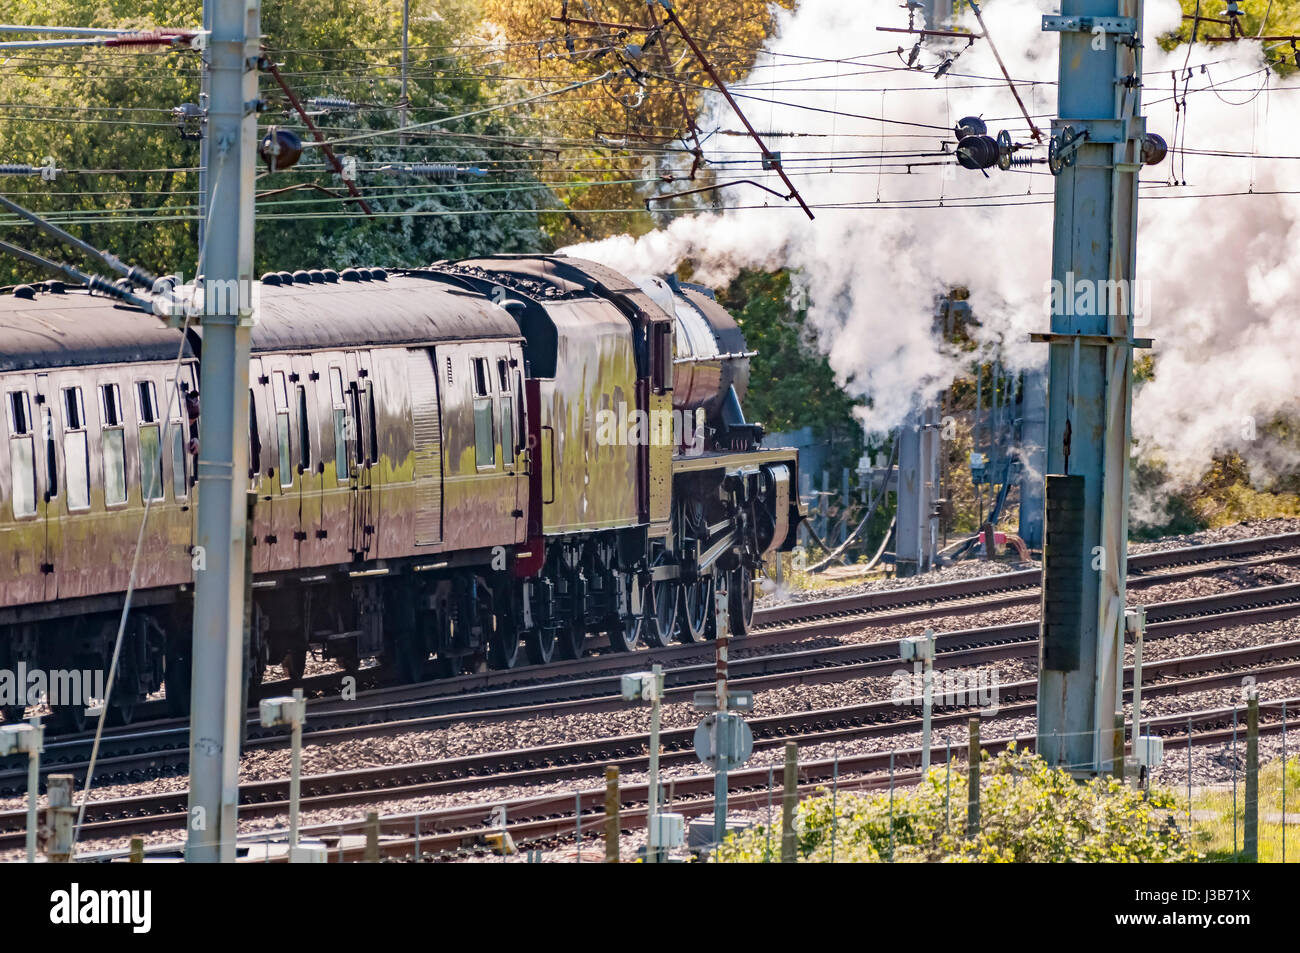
<box><xmin>0</xmin><ymin>255</ymin><xmax>800</xmax><ymax>729</ymax></box>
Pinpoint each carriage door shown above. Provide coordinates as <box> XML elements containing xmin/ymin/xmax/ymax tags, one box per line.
<box><xmin>343</xmin><ymin>351</ymin><xmax>378</xmax><ymax>560</ymax></box>
<box><xmin>34</xmin><ymin>374</ymin><xmax>60</xmax><ymax>600</ymax></box>
<box><xmin>254</xmin><ymin>359</ymin><xmax>296</xmax><ymax>572</ymax></box>
<box><xmin>408</xmin><ymin>348</ymin><xmax>443</xmax><ymax>546</ymax></box>
<box><xmin>291</xmin><ymin>355</ymin><xmax>324</xmax><ymax>566</ymax></box>
<box><xmin>497</xmin><ymin>353</ymin><xmax>526</xmax><ymax>544</ymax></box>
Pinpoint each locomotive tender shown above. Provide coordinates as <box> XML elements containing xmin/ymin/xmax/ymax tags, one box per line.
<box><xmin>0</xmin><ymin>255</ymin><xmax>800</xmax><ymax>728</ymax></box>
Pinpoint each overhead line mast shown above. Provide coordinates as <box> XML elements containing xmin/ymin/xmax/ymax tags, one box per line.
<box><xmin>1035</xmin><ymin>0</ymin><xmax>1160</xmax><ymax>774</ymax></box>
<box><xmin>185</xmin><ymin>0</ymin><xmax>260</xmax><ymax>863</ymax></box>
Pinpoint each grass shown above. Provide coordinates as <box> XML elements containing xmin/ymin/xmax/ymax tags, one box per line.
<box><xmin>1183</xmin><ymin>757</ymin><xmax>1300</xmax><ymax>862</ymax></box>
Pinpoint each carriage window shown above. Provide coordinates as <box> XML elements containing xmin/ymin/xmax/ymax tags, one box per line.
<box><xmin>7</xmin><ymin>391</ymin><xmax>36</xmax><ymax>518</ymax></box>
<box><xmin>365</xmin><ymin>381</ymin><xmax>378</xmax><ymax>465</ymax></box>
<box><xmin>297</xmin><ymin>385</ymin><xmax>310</xmax><ymax>473</ymax></box>
<box><xmin>62</xmin><ymin>387</ymin><xmax>89</xmax><ymax>511</ymax></box>
<box><xmin>471</xmin><ymin>357</ymin><xmax>495</xmax><ymax>469</ymax></box>
<box><xmin>330</xmin><ymin>367</ymin><xmax>348</xmax><ymax>484</ymax></box>
<box><xmin>99</xmin><ymin>383</ymin><xmax>127</xmax><ymax>506</ymax></box>
<box><xmin>273</xmin><ymin>371</ymin><xmax>292</xmax><ymax>488</ymax></box>
<box><xmin>136</xmin><ymin>381</ymin><xmax>162</xmax><ymax>501</ymax></box>
<box><xmin>247</xmin><ymin>393</ymin><xmax>261</xmax><ymax>483</ymax></box>
<box><xmin>652</xmin><ymin>323</ymin><xmax>674</xmax><ymax>393</ymax></box>
<box><xmin>170</xmin><ymin>383</ymin><xmax>187</xmax><ymax>499</ymax></box>
<box><xmin>42</xmin><ymin>407</ymin><xmax>57</xmax><ymax>500</ymax></box>
<box><xmin>497</xmin><ymin>360</ymin><xmax>514</xmax><ymax>461</ymax></box>
<box><xmin>136</xmin><ymin>381</ymin><xmax>157</xmax><ymax>424</ymax></box>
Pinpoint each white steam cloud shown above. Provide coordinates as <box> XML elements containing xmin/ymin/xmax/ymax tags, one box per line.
<box><xmin>562</xmin><ymin>0</ymin><xmax>1300</xmax><ymax>514</ymax></box>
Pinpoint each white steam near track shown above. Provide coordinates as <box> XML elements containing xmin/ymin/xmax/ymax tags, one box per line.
<box><xmin>562</xmin><ymin>0</ymin><xmax>1300</xmax><ymax>520</ymax></box>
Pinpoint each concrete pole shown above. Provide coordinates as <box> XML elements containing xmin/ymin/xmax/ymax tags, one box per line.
<box><xmin>966</xmin><ymin>718</ymin><xmax>980</xmax><ymax>836</ymax></box>
<box><xmin>780</xmin><ymin>742</ymin><xmax>797</xmax><ymax>862</ymax></box>
<box><xmin>712</xmin><ymin>613</ymin><xmax>730</xmax><ymax>846</ymax></box>
<box><xmin>1128</xmin><ymin>606</ymin><xmax>1145</xmax><ymax>763</ymax></box>
<box><xmin>921</xmin><ymin>652</ymin><xmax>933</xmax><ymax>776</ymax></box>
<box><xmin>26</xmin><ymin>715</ymin><xmax>40</xmax><ymax>864</ymax></box>
<box><xmin>46</xmin><ymin>774</ymin><xmax>75</xmax><ymax>862</ymax></box>
<box><xmin>646</xmin><ymin>663</ymin><xmax>662</xmax><ymax>863</ymax></box>
<box><xmin>186</xmin><ymin>0</ymin><xmax>259</xmax><ymax>863</ymax></box>
<box><xmin>289</xmin><ymin>688</ymin><xmax>303</xmax><ymax>848</ymax></box>
<box><xmin>1036</xmin><ymin>0</ymin><xmax>1146</xmax><ymax>775</ymax></box>
<box><xmin>1244</xmin><ymin>692</ymin><xmax>1258</xmax><ymax>861</ymax></box>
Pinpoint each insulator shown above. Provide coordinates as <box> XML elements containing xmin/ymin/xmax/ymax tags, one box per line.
<box><xmin>1141</xmin><ymin>133</ymin><xmax>1168</xmax><ymax>166</ymax></box>
<box><xmin>321</xmin><ymin>269</ymin><xmax>339</xmax><ymax>283</ymax></box>
<box><xmin>292</xmin><ymin>270</ymin><xmax>312</xmax><ymax>285</ymax></box>
<box><xmin>0</xmin><ymin>164</ymin><xmax>38</xmax><ymax>176</ymax></box>
<box><xmin>380</xmin><ymin>163</ymin><xmax>486</xmax><ymax>179</ymax></box>
<box><xmin>956</xmin><ymin>134</ymin><xmax>999</xmax><ymax>170</ymax></box>
<box><xmin>277</xmin><ymin>271</ymin><xmax>295</xmax><ymax>285</ymax></box>
<box><xmin>259</xmin><ymin>128</ymin><xmax>303</xmax><ymax>171</ymax></box>
<box><xmin>11</xmin><ymin>285</ymin><xmax>35</xmax><ymax>300</ymax></box>
<box><xmin>307</xmin><ymin>97</ymin><xmax>357</xmax><ymax>112</ymax></box>
<box><xmin>996</xmin><ymin>130</ymin><xmax>1013</xmax><ymax>171</ymax></box>
<box><xmin>307</xmin><ymin>269</ymin><xmax>326</xmax><ymax>283</ymax></box>
<box><xmin>339</xmin><ymin>268</ymin><xmax>362</xmax><ymax>282</ymax></box>
<box><xmin>261</xmin><ymin>272</ymin><xmax>282</xmax><ymax>286</ymax></box>
<box><xmin>954</xmin><ymin>116</ymin><xmax>987</xmax><ymax>140</ymax></box>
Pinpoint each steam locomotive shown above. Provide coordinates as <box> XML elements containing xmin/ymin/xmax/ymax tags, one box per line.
<box><xmin>0</xmin><ymin>255</ymin><xmax>800</xmax><ymax>729</ymax></box>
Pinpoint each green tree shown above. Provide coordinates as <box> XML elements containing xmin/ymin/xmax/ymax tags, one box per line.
<box><xmin>719</xmin><ymin>268</ymin><xmax>863</xmax><ymax>471</ymax></box>
<box><xmin>0</xmin><ymin>0</ymin><xmax>548</xmax><ymax>285</ymax></box>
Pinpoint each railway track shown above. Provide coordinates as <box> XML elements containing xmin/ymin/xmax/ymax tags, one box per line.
<box><xmin>10</xmin><ymin>567</ymin><xmax>1300</xmax><ymax>795</ymax></box>
<box><xmin>69</xmin><ymin>691</ymin><xmax>1300</xmax><ymax>863</ymax></box>
<box><xmin>5</xmin><ymin>626</ymin><xmax>1297</xmax><ymax>856</ymax></box>
<box><xmin>8</xmin><ymin>531</ymin><xmax>1300</xmax><ymax>789</ymax></box>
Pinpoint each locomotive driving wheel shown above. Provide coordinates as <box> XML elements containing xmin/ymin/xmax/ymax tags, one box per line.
<box><xmin>678</xmin><ymin>573</ymin><xmax>715</xmax><ymax>642</ymax></box>
<box><xmin>606</xmin><ymin>566</ymin><xmax>643</xmax><ymax>653</ymax></box>
<box><xmin>727</xmin><ymin>565</ymin><xmax>755</xmax><ymax>637</ymax></box>
<box><xmin>642</xmin><ymin>549</ymin><xmax>677</xmax><ymax>648</ymax></box>
<box><xmin>608</xmin><ymin>598</ymin><xmax>643</xmax><ymax>652</ymax></box>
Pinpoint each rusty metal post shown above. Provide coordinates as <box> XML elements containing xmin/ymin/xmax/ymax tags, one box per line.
<box><xmin>129</xmin><ymin>837</ymin><xmax>144</xmax><ymax>863</ymax></box>
<box><xmin>1245</xmin><ymin>693</ymin><xmax>1259</xmax><ymax>861</ymax></box>
<box><xmin>966</xmin><ymin>719</ymin><xmax>980</xmax><ymax>836</ymax></box>
<box><xmin>364</xmin><ymin>811</ymin><xmax>379</xmax><ymax>863</ymax></box>
<box><xmin>46</xmin><ymin>774</ymin><xmax>75</xmax><ymax>862</ymax></box>
<box><xmin>712</xmin><ymin>614</ymin><xmax>730</xmax><ymax>846</ymax></box>
<box><xmin>604</xmin><ymin>765</ymin><xmax>620</xmax><ymax>863</ymax></box>
<box><xmin>780</xmin><ymin>742</ymin><xmax>798</xmax><ymax>862</ymax></box>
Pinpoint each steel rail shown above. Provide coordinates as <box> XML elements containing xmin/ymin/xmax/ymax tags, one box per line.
<box><xmin>6</xmin><ymin>636</ymin><xmax>1298</xmax><ymax>854</ymax></box>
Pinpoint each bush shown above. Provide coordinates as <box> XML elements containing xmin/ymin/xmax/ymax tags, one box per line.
<box><xmin>714</xmin><ymin>747</ymin><xmax>1199</xmax><ymax>863</ymax></box>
